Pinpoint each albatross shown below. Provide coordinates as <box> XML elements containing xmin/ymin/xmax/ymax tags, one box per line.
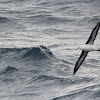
<box><xmin>73</xmin><ymin>22</ymin><xmax>100</xmax><ymax>74</ymax></box>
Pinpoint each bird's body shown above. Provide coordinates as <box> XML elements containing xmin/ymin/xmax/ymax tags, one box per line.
<box><xmin>77</xmin><ymin>44</ymin><xmax>99</xmax><ymax>51</ymax></box>
<box><xmin>74</xmin><ymin>22</ymin><xmax>100</xmax><ymax>74</ymax></box>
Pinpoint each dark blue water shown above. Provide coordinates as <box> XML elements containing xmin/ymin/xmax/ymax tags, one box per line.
<box><xmin>0</xmin><ymin>0</ymin><xmax>100</xmax><ymax>100</ymax></box>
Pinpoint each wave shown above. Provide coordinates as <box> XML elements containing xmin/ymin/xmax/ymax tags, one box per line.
<box><xmin>1</xmin><ymin>66</ymin><xmax>18</xmax><ymax>74</ymax></box>
<box><xmin>0</xmin><ymin>45</ymin><xmax>54</xmax><ymax>61</ymax></box>
<box><xmin>57</xmin><ymin>6</ymin><xmax>70</xmax><ymax>12</ymax></box>
<box><xmin>21</xmin><ymin>45</ymin><xmax>54</xmax><ymax>60</ymax></box>
<box><xmin>27</xmin><ymin>14</ymin><xmax>74</xmax><ymax>24</ymax></box>
<box><xmin>0</xmin><ymin>0</ymin><xmax>12</xmax><ymax>4</ymax></box>
<box><xmin>38</xmin><ymin>0</ymin><xmax>72</xmax><ymax>6</ymax></box>
<box><xmin>31</xmin><ymin>75</ymin><xmax>72</xmax><ymax>85</ymax></box>
<box><xmin>30</xmin><ymin>74</ymin><xmax>94</xmax><ymax>85</ymax></box>
<box><xmin>50</xmin><ymin>90</ymin><xmax>88</xmax><ymax>100</ymax></box>
<box><xmin>0</xmin><ymin>16</ymin><xmax>25</xmax><ymax>32</ymax></box>
<box><xmin>78</xmin><ymin>16</ymin><xmax>100</xmax><ymax>26</ymax></box>
<box><xmin>51</xmin><ymin>84</ymin><xmax>100</xmax><ymax>100</ymax></box>
<box><xmin>0</xmin><ymin>16</ymin><xmax>10</xmax><ymax>23</ymax></box>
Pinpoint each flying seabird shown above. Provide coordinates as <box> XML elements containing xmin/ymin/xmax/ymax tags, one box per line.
<box><xmin>73</xmin><ymin>22</ymin><xmax>100</xmax><ymax>74</ymax></box>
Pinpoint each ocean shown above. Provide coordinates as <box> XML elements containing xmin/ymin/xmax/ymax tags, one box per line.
<box><xmin>0</xmin><ymin>0</ymin><xmax>100</xmax><ymax>100</ymax></box>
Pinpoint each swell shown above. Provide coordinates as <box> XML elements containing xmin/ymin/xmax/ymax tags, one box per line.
<box><xmin>51</xmin><ymin>84</ymin><xmax>100</xmax><ymax>100</ymax></box>
<box><xmin>30</xmin><ymin>74</ymin><xmax>94</xmax><ymax>86</ymax></box>
<box><xmin>0</xmin><ymin>45</ymin><xmax>54</xmax><ymax>61</ymax></box>
<box><xmin>78</xmin><ymin>16</ymin><xmax>100</xmax><ymax>26</ymax></box>
<box><xmin>26</xmin><ymin>14</ymin><xmax>74</xmax><ymax>24</ymax></box>
<box><xmin>0</xmin><ymin>0</ymin><xmax>12</xmax><ymax>4</ymax></box>
<box><xmin>0</xmin><ymin>16</ymin><xmax>10</xmax><ymax>23</ymax></box>
<box><xmin>1</xmin><ymin>66</ymin><xmax>18</xmax><ymax>74</ymax></box>
<box><xmin>21</xmin><ymin>45</ymin><xmax>54</xmax><ymax>60</ymax></box>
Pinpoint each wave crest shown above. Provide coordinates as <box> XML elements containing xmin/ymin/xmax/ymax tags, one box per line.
<box><xmin>22</xmin><ymin>45</ymin><xmax>53</xmax><ymax>60</ymax></box>
<box><xmin>2</xmin><ymin>66</ymin><xmax>18</xmax><ymax>74</ymax></box>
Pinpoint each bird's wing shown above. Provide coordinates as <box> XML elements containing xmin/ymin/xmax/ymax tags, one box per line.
<box><xmin>73</xmin><ymin>51</ymin><xmax>88</xmax><ymax>74</ymax></box>
<box><xmin>86</xmin><ymin>22</ymin><xmax>100</xmax><ymax>44</ymax></box>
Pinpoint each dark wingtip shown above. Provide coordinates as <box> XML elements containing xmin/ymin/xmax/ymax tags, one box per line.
<box><xmin>73</xmin><ymin>68</ymin><xmax>77</xmax><ymax>75</ymax></box>
<box><xmin>97</xmin><ymin>22</ymin><xmax>100</xmax><ymax>26</ymax></box>
<box><xmin>73</xmin><ymin>67</ymin><xmax>79</xmax><ymax>75</ymax></box>
<box><xmin>73</xmin><ymin>71</ymin><xmax>75</xmax><ymax>75</ymax></box>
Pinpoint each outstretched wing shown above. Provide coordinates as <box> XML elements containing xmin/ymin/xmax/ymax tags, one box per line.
<box><xmin>86</xmin><ymin>22</ymin><xmax>100</xmax><ymax>44</ymax></box>
<box><xmin>73</xmin><ymin>51</ymin><xmax>88</xmax><ymax>74</ymax></box>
